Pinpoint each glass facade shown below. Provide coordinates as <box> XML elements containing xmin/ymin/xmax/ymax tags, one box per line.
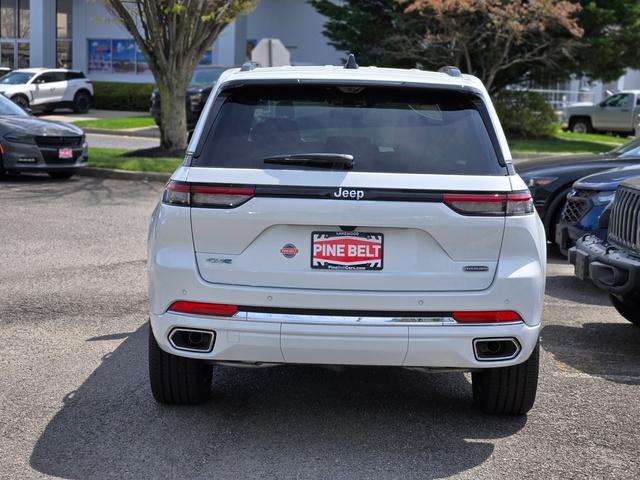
<box><xmin>56</xmin><ymin>0</ymin><xmax>72</xmax><ymax>68</ymax></box>
<box><xmin>0</xmin><ymin>41</ymin><xmax>12</xmax><ymax>67</ymax></box>
<box><xmin>18</xmin><ymin>0</ymin><xmax>27</xmax><ymax>38</ymax></box>
<box><xmin>1</xmin><ymin>0</ymin><xmax>16</xmax><ymax>38</ymax></box>
<box><xmin>0</xmin><ymin>0</ymin><xmax>29</xmax><ymax>69</ymax></box>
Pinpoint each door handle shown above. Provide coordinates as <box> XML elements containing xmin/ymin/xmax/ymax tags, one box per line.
<box><xmin>621</xmin><ymin>109</ymin><xmax>630</xmax><ymax>112</ymax></box>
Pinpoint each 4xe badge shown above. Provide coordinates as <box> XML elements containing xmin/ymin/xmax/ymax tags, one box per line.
<box><xmin>280</xmin><ymin>243</ymin><xmax>299</xmax><ymax>259</ymax></box>
<box><xmin>311</xmin><ymin>231</ymin><xmax>383</xmax><ymax>270</ymax></box>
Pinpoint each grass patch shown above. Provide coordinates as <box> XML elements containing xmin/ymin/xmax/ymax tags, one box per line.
<box><xmin>509</xmin><ymin>131</ymin><xmax>626</xmax><ymax>155</ymax></box>
<box><xmin>509</xmin><ymin>138</ymin><xmax>615</xmax><ymax>155</ymax></box>
<box><xmin>555</xmin><ymin>130</ymin><xmax>627</xmax><ymax>146</ymax></box>
<box><xmin>74</xmin><ymin>116</ymin><xmax>156</xmax><ymax>130</ymax></box>
<box><xmin>88</xmin><ymin>147</ymin><xmax>181</xmax><ymax>173</ymax></box>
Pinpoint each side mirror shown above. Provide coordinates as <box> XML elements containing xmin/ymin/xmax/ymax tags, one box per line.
<box><xmin>599</xmin><ymin>101</ymin><xmax>606</xmax><ymax>108</ymax></box>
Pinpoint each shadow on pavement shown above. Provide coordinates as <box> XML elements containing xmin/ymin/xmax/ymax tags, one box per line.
<box><xmin>544</xmin><ymin>275</ymin><xmax>610</xmax><ymax>306</ymax></box>
<box><xmin>542</xmin><ymin>322</ymin><xmax>640</xmax><ymax>385</ymax></box>
<box><xmin>31</xmin><ymin>325</ymin><xmax>527</xmax><ymax>479</ymax></box>
<box><xmin>546</xmin><ymin>248</ymin><xmax>569</xmax><ymax>265</ymax></box>
<box><xmin>544</xmin><ymin>248</ymin><xmax>610</xmax><ymax>306</ymax></box>
<box><xmin>0</xmin><ymin>172</ymin><xmax>160</xmax><ymax>205</ymax></box>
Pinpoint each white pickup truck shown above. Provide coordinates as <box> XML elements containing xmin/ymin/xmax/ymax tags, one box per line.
<box><xmin>566</xmin><ymin>90</ymin><xmax>640</xmax><ymax>135</ymax></box>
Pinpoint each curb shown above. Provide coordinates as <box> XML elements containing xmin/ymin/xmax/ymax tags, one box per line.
<box><xmin>76</xmin><ymin>167</ymin><xmax>170</xmax><ymax>183</ymax></box>
<box><xmin>81</xmin><ymin>127</ymin><xmax>160</xmax><ymax>139</ymax></box>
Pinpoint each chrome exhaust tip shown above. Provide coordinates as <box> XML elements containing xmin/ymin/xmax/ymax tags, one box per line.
<box><xmin>473</xmin><ymin>338</ymin><xmax>521</xmax><ymax>361</ymax></box>
<box><xmin>168</xmin><ymin>328</ymin><xmax>215</xmax><ymax>353</ymax></box>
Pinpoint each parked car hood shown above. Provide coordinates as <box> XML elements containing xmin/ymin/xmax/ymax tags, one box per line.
<box><xmin>0</xmin><ymin>84</ymin><xmax>27</xmax><ymax>95</ymax></box>
<box><xmin>515</xmin><ymin>153</ymin><xmax>614</xmax><ymax>173</ymax></box>
<box><xmin>621</xmin><ymin>176</ymin><xmax>640</xmax><ymax>191</ymax></box>
<box><xmin>574</xmin><ymin>164</ymin><xmax>640</xmax><ymax>191</ymax></box>
<box><xmin>0</xmin><ymin>115</ymin><xmax>84</xmax><ymax>137</ymax></box>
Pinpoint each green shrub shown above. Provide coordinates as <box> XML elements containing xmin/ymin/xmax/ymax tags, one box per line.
<box><xmin>92</xmin><ymin>81</ymin><xmax>156</xmax><ymax>112</ymax></box>
<box><xmin>494</xmin><ymin>91</ymin><xmax>558</xmax><ymax>139</ymax></box>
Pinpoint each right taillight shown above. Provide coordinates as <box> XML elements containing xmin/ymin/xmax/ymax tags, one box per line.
<box><xmin>505</xmin><ymin>192</ymin><xmax>534</xmax><ymax>216</ymax></box>
<box><xmin>443</xmin><ymin>191</ymin><xmax>533</xmax><ymax>216</ymax></box>
<box><xmin>162</xmin><ymin>181</ymin><xmax>255</xmax><ymax>208</ymax></box>
<box><xmin>453</xmin><ymin>310</ymin><xmax>523</xmax><ymax>323</ymax></box>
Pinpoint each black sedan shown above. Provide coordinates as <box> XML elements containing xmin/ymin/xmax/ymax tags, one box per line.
<box><xmin>150</xmin><ymin>65</ymin><xmax>228</xmax><ymax>131</ymax></box>
<box><xmin>0</xmin><ymin>93</ymin><xmax>87</xmax><ymax>179</ymax></box>
<box><xmin>515</xmin><ymin>138</ymin><xmax>640</xmax><ymax>242</ymax></box>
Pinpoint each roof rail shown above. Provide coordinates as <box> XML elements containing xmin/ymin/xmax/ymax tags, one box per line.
<box><xmin>438</xmin><ymin>66</ymin><xmax>462</xmax><ymax>77</ymax></box>
<box><xmin>344</xmin><ymin>54</ymin><xmax>359</xmax><ymax>70</ymax></box>
<box><xmin>240</xmin><ymin>62</ymin><xmax>258</xmax><ymax>72</ymax></box>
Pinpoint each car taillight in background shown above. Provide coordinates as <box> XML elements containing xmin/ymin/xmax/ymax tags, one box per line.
<box><xmin>162</xmin><ymin>180</ymin><xmax>255</xmax><ymax>208</ymax></box>
<box><xmin>443</xmin><ymin>192</ymin><xmax>534</xmax><ymax>216</ymax></box>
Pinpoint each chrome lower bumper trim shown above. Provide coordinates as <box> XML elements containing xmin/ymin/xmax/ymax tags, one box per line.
<box><xmin>237</xmin><ymin>311</ymin><xmax>457</xmax><ymax>326</ymax></box>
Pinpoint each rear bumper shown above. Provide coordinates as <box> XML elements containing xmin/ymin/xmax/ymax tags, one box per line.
<box><xmin>148</xmin><ymin>202</ymin><xmax>546</xmax><ymax>368</ymax></box>
<box><xmin>555</xmin><ymin>222</ymin><xmax>605</xmax><ymax>254</ymax></box>
<box><xmin>570</xmin><ymin>235</ymin><xmax>640</xmax><ymax>296</ymax></box>
<box><xmin>150</xmin><ymin>311</ymin><xmax>540</xmax><ymax>368</ymax></box>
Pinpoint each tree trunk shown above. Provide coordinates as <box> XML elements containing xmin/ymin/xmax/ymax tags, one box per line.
<box><xmin>157</xmin><ymin>76</ymin><xmax>189</xmax><ymax>151</ymax></box>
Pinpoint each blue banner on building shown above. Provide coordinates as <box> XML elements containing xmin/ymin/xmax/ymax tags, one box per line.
<box><xmin>88</xmin><ymin>40</ymin><xmax>111</xmax><ymax>72</ymax></box>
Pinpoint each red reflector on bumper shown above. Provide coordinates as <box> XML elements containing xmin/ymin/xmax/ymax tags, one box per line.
<box><xmin>168</xmin><ymin>301</ymin><xmax>238</xmax><ymax>317</ymax></box>
<box><xmin>452</xmin><ymin>311</ymin><xmax>522</xmax><ymax>323</ymax></box>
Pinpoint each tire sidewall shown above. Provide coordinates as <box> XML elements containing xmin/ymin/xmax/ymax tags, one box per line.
<box><xmin>73</xmin><ymin>92</ymin><xmax>91</xmax><ymax>113</ymax></box>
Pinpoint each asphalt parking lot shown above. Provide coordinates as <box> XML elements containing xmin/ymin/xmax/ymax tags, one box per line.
<box><xmin>1</xmin><ymin>174</ymin><xmax>639</xmax><ymax>479</ymax></box>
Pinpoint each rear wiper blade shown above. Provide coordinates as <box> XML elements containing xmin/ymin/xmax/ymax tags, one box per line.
<box><xmin>263</xmin><ymin>153</ymin><xmax>354</xmax><ymax>170</ymax></box>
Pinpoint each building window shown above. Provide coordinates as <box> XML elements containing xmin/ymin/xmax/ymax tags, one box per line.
<box><xmin>1</xmin><ymin>0</ymin><xmax>16</xmax><ymax>38</ymax></box>
<box><xmin>18</xmin><ymin>0</ymin><xmax>27</xmax><ymax>38</ymax></box>
<box><xmin>0</xmin><ymin>0</ymin><xmax>28</xmax><ymax>38</ymax></box>
<box><xmin>0</xmin><ymin>0</ymin><xmax>29</xmax><ymax>69</ymax></box>
<box><xmin>0</xmin><ymin>41</ymin><xmax>12</xmax><ymax>67</ymax></box>
<box><xmin>56</xmin><ymin>0</ymin><xmax>72</xmax><ymax>68</ymax></box>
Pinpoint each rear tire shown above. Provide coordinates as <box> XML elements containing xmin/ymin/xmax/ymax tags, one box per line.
<box><xmin>148</xmin><ymin>323</ymin><xmax>213</xmax><ymax>404</ymax></box>
<box><xmin>609</xmin><ymin>294</ymin><xmax>640</xmax><ymax>326</ymax></box>
<box><xmin>472</xmin><ymin>341</ymin><xmax>539</xmax><ymax>415</ymax></box>
<box><xmin>48</xmin><ymin>171</ymin><xmax>75</xmax><ymax>180</ymax></box>
<box><xmin>569</xmin><ymin>117</ymin><xmax>592</xmax><ymax>134</ymax></box>
<box><xmin>73</xmin><ymin>91</ymin><xmax>91</xmax><ymax>113</ymax></box>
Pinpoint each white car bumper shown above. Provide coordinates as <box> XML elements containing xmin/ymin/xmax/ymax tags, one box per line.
<box><xmin>150</xmin><ymin>311</ymin><xmax>540</xmax><ymax>369</ymax></box>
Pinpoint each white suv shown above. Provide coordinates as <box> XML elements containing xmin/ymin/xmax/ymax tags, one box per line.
<box><xmin>0</xmin><ymin>68</ymin><xmax>94</xmax><ymax>113</ymax></box>
<box><xmin>147</xmin><ymin>60</ymin><xmax>546</xmax><ymax>415</ymax></box>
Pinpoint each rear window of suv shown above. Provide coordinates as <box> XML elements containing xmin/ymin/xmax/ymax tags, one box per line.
<box><xmin>193</xmin><ymin>85</ymin><xmax>505</xmax><ymax>175</ymax></box>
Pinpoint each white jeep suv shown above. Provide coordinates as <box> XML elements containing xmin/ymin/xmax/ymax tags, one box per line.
<box><xmin>0</xmin><ymin>68</ymin><xmax>94</xmax><ymax>113</ymax></box>
<box><xmin>147</xmin><ymin>60</ymin><xmax>546</xmax><ymax>415</ymax></box>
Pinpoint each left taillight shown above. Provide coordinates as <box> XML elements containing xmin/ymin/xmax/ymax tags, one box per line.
<box><xmin>443</xmin><ymin>191</ymin><xmax>533</xmax><ymax>216</ymax></box>
<box><xmin>168</xmin><ymin>301</ymin><xmax>238</xmax><ymax>317</ymax></box>
<box><xmin>162</xmin><ymin>181</ymin><xmax>255</xmax><ymax>208</ymax></box>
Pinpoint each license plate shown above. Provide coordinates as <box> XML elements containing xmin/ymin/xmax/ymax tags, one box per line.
<box><xmin>58</xmin><ymin>148</ymin><xmax>73</xmax><ymax>159</ymax></box>
<box><xmin>574</xmin><ymin>251</ymin><xmax>589</xmax><ymax>281</ymax></box>
<box><xmin>311</xmin><ymin>231</ymin><xmax>383</xmax><ymax>270</ymax></box>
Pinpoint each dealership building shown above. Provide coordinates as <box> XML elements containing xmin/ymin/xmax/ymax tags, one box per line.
<box><xmin>0</xmin><ymin>0</ymin><xmax>343</xmax><ymax>83</ymax></box>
